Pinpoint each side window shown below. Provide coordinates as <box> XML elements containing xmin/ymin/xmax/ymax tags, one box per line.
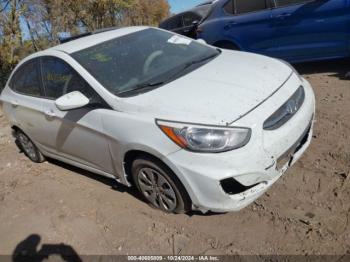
<box><xmin>41</xmin><ymin>57</ymin><xmax>106</xmax><ymax>107</ymax></box>
<box><xmin>11</xmin><ymin>59</ymin><xmax>41</xmax><ymax>96</ymax></box>
<box><xmin>235</xmin><ymin>0</ymin><xmax>267</xmax><ymax>14</ymax></box>
<box><xmin>275</xmin><ymin>0</ymin><xmax>312</xmax><ymax>7</ymax></box>
<box><xmin>41</xmin><ymin>57</ymin><xmax>73</xmax><ymax>99</ymax></box>
<box><xmin>182</xmin><ymin>12</ymin><xmax>201</xmax><ymax>27</ymax></box>
<box><xmin>224</xmin><ymin>0</ymin><xmax>234</xmax><ymax>14</ymax></box>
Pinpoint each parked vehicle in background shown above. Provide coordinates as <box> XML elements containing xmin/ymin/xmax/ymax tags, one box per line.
<box><xmin>160</xmin><ymin>0</ymin><xmax>350</xmax><ymax>63</ymax></box>
<box><xmin>159</xmin><ymin>1</ymin><xmax>216</xmax><ymax>38</ymax></box>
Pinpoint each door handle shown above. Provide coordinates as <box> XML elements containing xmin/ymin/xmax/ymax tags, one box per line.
<box><xmin>227</xmin><ymin>21</ymin><xmax>238</xmax><ymax>25</ymax></box>
<box><xmin>224</xmin><ymin>21</ymin><xmax>238</xmax><ymax>30</ymax></box>
<box><xmin>11</xmin><ymin>100</ymin><xmax>19</xmax><ymax>107</ymax></box>
<box><xmin>44</xmin><ymin>110</ymin><xmax>56</xmax><ymax>118</ymax></box>
<box><xmin>275</xmin><ymin>13</ymin><xmax>291</xmax><ymax>19</ymax></box>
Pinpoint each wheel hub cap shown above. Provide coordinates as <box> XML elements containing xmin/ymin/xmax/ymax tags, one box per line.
<box><xmin>18</xmin><ymin>134</ymin><xmax>36</xmax><ymax>160</ymax></box>
<box><xmin>137</xmin><ymin>167</ymin><xmax>177</xmax><ymax>212</ymax></box>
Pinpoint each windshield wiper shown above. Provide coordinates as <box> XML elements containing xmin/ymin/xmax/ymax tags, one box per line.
<box><xmin>188</xmin><ymin>52</ymin><xmax>220</xmax><ymax>66</ymax></box>
<box><xmin>117</xmin><ymin>81</ymin><xmax>165</xmax><ymax>96</ymax></box>
<box><xmin>116</xmin><ymin>52</ymin><xmax>220</xmax><ymax>97</ymax></box>
<box><xmin>165</xmin><ymin>52</ymin><xmax>220</xmax><ymax>80</ymax></box>
<box><xmin>147</xmin><ymin>52</ymin><xmax>219</xmax><ymax>86</ymax></box>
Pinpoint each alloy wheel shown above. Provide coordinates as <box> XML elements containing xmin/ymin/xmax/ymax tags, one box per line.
<box><xmin>18</xmin><ymin>133</ymin><xmax>38</xmax><ymax>161</ymax></box>
<box><xmin>137</xmin><ymin>167</ymin><xmax>177</xmax><ymax>212</ymax></box>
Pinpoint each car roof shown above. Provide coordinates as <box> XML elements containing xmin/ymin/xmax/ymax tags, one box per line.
<box><xmin>49</xmin><ymin>26</ymin><xmax>149</xmax><ymax>54</ymax></box>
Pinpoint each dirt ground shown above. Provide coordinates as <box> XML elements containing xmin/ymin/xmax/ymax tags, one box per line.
<box><xmin>0</xmin><ymin>59</ymin><xmax>349</xmax><ymax>257</ymax></box>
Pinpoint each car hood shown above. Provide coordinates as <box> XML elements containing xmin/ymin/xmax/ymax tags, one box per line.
<box><xmin>117</xmin><ymin>50</ymin><xmax>292</xmax><ymax>125</ymax></box>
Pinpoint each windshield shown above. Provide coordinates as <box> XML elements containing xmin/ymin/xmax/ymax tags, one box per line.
<box><xmin>72</xmin><ymin>28</ymin><xmax>220</xmax><ymax>97</ymax></box>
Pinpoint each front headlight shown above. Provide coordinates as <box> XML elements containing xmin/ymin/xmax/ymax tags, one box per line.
<box><xmin>156</xmin><ymin>120</ymin><xmax>251</xmax><ymax>153</ymax></box>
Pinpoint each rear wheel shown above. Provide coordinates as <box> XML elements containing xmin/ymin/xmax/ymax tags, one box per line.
<box><xmin>16</xmin><ymin>130</ymin><xmax>45</xmax><ymax>163</ymax></box>
<box><xmin>131</xmin><ymin>157</ymin><xmax>191</xmax><ymax>214</ymax></box>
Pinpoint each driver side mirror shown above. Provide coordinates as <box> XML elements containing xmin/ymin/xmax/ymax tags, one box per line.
<box><xmin>55</xmin><ymin>91</ymin><xmax>89</xmax><ymax>111</ymax></box>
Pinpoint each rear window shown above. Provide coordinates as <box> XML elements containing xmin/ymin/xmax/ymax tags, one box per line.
<box><xmin>160</xmin><ymin>3</ymin><xmax>213</xmax><ymax>30</ymax></box>
<box><xmin>160</xmin><ymin>15</ymin><xmax>183</xmax><ymax>30</ymax></box>
<box><xmin>191</xmin><ymin>4</ymin><xmax>214</xmax><ymax>19</ymax></box>
<box><xmin>275</xmin><ymin>0</ymin><xmax>311</xmax><ymax>7</ymax></box>
<box><xmin>224</xmin><ymin>0</ymin><xmax>269</xmax><ymax>15</ymax></box>
<box><xmin>235</xmin><ymin>0</ymin><xmax>267</xmax><ymax>14</ymax></box>
<box><xmin>183</xmin><ymin>12</ymin><xmax>202</xmax><ymax>26</ymax></box>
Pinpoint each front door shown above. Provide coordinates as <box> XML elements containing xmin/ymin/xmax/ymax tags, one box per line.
<box><xmin>38</xmin><ymin>56</ymin><xmax>114</xmax><ymax>174</ymax></box>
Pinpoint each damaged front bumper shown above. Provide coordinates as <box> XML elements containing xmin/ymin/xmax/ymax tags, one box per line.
<box><xmin>162</xmin><ymin>77</ymin><xmax>315</xmax><ymax>213</ymax></box>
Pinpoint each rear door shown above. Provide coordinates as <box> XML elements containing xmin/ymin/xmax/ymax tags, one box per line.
<box><xmin>6</xmin><ymin>59</ymin><xmax>46</xmax><ymax>144</ymax></box>
<box><xmin>38</xmin><ymin>56</ymin><xmax>114</xmax><ymax>173</ymax></box>
<box><xmin>220</xmin><ymin>0</ymin><xmax>277</xmax><ymax>56</ymax></box>
<box><xmin>271</xmin><ymin>0</ymin><xmax>350</xmax><ymax>61</ymax></box>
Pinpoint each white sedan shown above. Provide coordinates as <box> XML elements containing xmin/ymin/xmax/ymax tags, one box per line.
<box><xmin>0</xmin><ymin>27</ymin><xmax>315</xmax><ymax>213</ymax></box>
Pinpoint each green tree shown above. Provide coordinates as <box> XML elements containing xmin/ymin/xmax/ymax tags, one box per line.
<box><xmin>0</xmin><ymin>0</ymin><xmax>23</xmax><ymax>88</ymax></box>
<box><xmin>0</xmin><ymin>0</ymin><xmax>171</xmax><ymax>89</ymax></box>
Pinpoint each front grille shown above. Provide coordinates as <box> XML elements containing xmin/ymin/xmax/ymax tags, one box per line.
<box><xmin>276</xmin><ymin>118</ymin><xmax>313</xmax><ymax>170</ymax></box>
<box><xmin>264</xmin><ymin>86</ymin><xmax>305</xmax><ymax>130</ymax></box>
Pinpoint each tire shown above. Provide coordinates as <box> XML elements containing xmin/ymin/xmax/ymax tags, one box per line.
<box><xmin>215</xmin><ymin>41</ymin><xmax>239</xmax><ymax>50</ymax></box>
<box><xmin>131</xmin><ymin>157</ymin><xmax>191</xmax><ymax>214</ymax></box>
<box><xmin>15</xmin><ymin>130</ymin><xmax>46</xmax><ymax>163</ymax></box>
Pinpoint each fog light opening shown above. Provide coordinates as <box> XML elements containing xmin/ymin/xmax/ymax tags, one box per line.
<box><xmin>220</xmin><ymin>178</ymin><xmax>260</xmax><ymax>195</ymax></box>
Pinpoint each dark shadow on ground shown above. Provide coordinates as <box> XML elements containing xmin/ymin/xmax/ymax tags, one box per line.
<box><xmin>186</xmin><ymin>210</ymin><xmax>225</xmax><ymax>217</ymax></box>
<box><xmin>12</xmin><ymin>234</ymin><xmax>82</xmax><ymax>262</ymax></box>
<box><xmin>46</xmin><ymin>158</ymin><xmax>223</xmax><ymax>217</ymax></box>
<box><xmin>294</xmin><ymin>58</ymin><xmax>350</xmax><ymax>80</ymax></box>
<box><xmin>46</xmin><ymin>158</ymin><xmax>144</xmax><ymax>203</ymax></box>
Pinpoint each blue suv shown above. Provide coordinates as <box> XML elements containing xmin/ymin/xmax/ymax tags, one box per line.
<box><xmin>160</xmin><ymin>0</ymin><xmax>350</xmax><ymax>63</ymax></box>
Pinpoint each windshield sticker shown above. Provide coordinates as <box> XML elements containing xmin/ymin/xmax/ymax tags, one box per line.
<box><xmin>167</xmin><ymin>35</ymin><xmax>192</xmax><ymax>46</ymax></box>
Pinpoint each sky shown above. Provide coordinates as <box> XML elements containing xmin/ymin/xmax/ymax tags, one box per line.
<box><xmin>168</xmin><ymin>0</ymin><xmax>204</xmax><ymax>13</ymax></box>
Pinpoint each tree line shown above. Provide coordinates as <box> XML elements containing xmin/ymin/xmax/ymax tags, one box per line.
<box><xmin>0</xmin><ymin>0</ymin><xmax>170</xmax><ymax>89</ymax></box>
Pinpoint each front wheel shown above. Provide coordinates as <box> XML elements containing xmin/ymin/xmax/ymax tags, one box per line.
<box><xmin>132</xmin><ymin>157</ymin><xmax>191</xmax><ymax>214</ymax></box>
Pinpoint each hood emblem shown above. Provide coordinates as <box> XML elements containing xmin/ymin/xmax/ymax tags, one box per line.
<box><xmin>286</xmin><ymin>100</ymin><xmax>298</xmax><ymax>115</ymax></box>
